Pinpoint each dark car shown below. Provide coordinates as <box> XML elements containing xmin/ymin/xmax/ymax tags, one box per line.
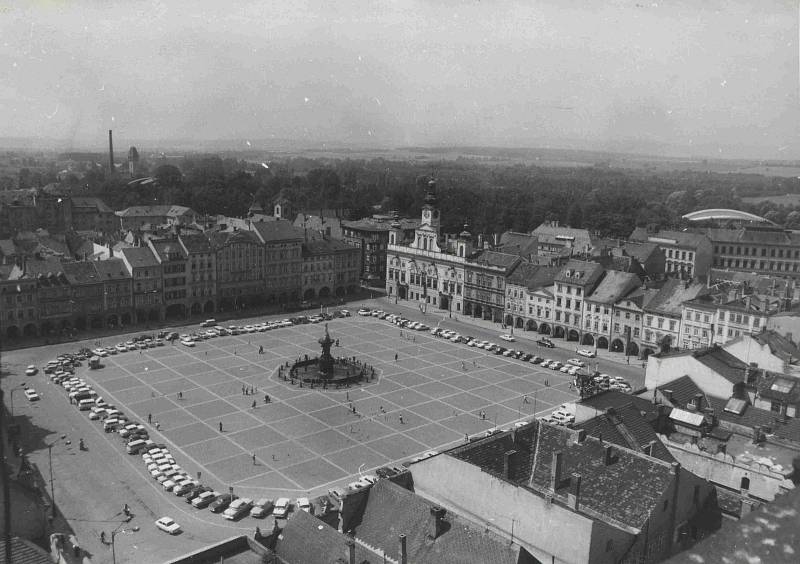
<box><xmin>537</xmin><ymin>338</ymin><xmax>555</xmax><ymax>348</ymax></box>
<box><xmin>209</xmin><ymin>494</ymin><xmax>234</xmax><ymax>513</ymax></box>
<box><xmin>495</xmin><ymin>346</ymin><xmax>507</xmax><ymax>355</ymax></box>
<box><xmin>185</xmin><ymin>485</ymin><xmax>212</xmax><ymax>503</ymax></box>
<box><xmin>521</xmin><ymin>353</ymin><xmax>533</xmax><ymax>361</ymax></box>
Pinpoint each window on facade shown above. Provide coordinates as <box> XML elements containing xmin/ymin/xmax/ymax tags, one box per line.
<box><xmin>657</xmin><ymin>318</ymin><xmax>664</xmax><ymax>329</ymax></box>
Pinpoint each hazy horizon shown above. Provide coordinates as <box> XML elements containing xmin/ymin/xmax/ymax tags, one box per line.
<box><xmin>2</xmin><ymin>1</ymin><xmax>797</xmax><ymax>160</ymax></box>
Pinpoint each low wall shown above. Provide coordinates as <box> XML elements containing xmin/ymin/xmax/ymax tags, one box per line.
<box><xmin>660</xmin><ymin>434</ymin><xmax>795</xmax><ymax>502</ymax></box>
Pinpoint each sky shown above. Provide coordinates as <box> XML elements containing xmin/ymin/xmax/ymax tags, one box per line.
<box><xmin>1</xmin><ymin>0</ymin><xmax>798</xmax><ymax>159</ymax></box>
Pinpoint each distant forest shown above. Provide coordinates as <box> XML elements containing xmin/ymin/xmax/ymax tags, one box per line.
<box><xmin>48</xmin><ymin>155</ymin><xmax>800</xmax><ymax>238</ymax></box>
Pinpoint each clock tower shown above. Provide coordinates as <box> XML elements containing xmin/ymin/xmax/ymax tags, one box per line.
<box><xmin>421</xmin><ymin>179</ymin><xmax>440</xmax><ymax>232</ymax></box>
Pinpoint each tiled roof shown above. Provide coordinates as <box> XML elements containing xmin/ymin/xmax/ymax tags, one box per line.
<box><xmin>631</xmin><ymin>228</ymin><xmax>710</xmax><ymax>249</ymax></box>
<box><xmin>71</xmin><ymin>196</ymin><xmax>113</xmax><ymax>213</ymax></box>
<box><xmin>24</xmin><ymin>258</ymin><xmax>69</xmax><ymax>283</ymax></box>
<box><xmin>623</xmin><ymin>241</ymin><xmax>661</xmax><ymax>263</ymax></box>
<box><xmin>274</xmin><ymin>509</ymin><xmax>378</xmax><ymax>564</ymax></box>
<box><xmin>342</xmin><ymin>218</ymin><xmax>419</xmax><ymax>232</ymax></box>
<box><xmin>506</xmin><ymin>263</ymin><xmax>559</xmax><ymax>291</ymax></box>
<box><xmin>656</xmin><ymin>375</ymin><xmax>707</xmax><ymax>409</ymax></box>
<box><xmin>575</xmin><ymin>405</ymin><xmax>675</xmax><ymax>462</ymax></box>
<box><xmin>532</xmin><ymin>223</ymin><xmax>594</xmax><ymax>247</ymax></box>
<box><xmin>116</xmin><ymin>205</ymin><xmax>174</xmax><ymax>217</ymax></box>
<box><xmin>179</xmin><ymin>233</ymin><xmax>213</xmax><ymax>254</ymax></box>
<box><xmin>251</xmin><ymin>220</ymin><xmax>305</xmax><ymax>243</ymax></box>
<box><xmin>498</xmin><ymin>231</ymin><xmax>539</xmax><ymax>257</ymax></box>
<box><xmin>120</xmin><ymin>246</ymin><xmax>160</xmax><ymax>268</ymax></box>
<box><xmin>644</xmin><ymin>279</ymin><xmax>708</xmax><ymax>317</ymax></box>
<box><xmin>303</xmin><ymin>237</ymin><xmax>355</xmax><ymax>256</ymax></box>
<box><xmin>578</xmin><ymin>390</ymin><xmax>661</xmax><ymax>423</ymax></box>
<box><xmin>92</xmin><ymin>258</ymin><xmax>131</xmax><ymax>280</ymax></box>
<box><xmin>449</xmin><ymin>422</ymin><xmax>675</xmax><ymax>530</ymax></box>
<box><xmin>707</xmin><ymin>269</ymin><xmax>793</xmax><ymax>296</ymax></box>
<box><xmin>752</xmin><ymin>331</ymin><xmax>800</xmax><ymax>364</ymax></box>
<box><xmin>756</xmin><ymin>372</ymin><xmax>800</xmax><ymax>403</ymax></box>
<box><xmin>150</xmin><ymin>238</ymin><xmax>187</xmax><ymax>260</ymax></box>
<box><xmin>671</xmin><ymin>474</ymin><xmax>800</xmax><ymax>564</ymax></box>
<box><xmin>586</xmin><ymin>270</ymin><xmax>640</xmax><ymax>304</ymax></box>
<box><xmin>355</xmin><ymin>480</ymin><xmax>519</xmax><ymax>564</ymax></box>
<box><xmin>469</xmin><ymin>250</ymin><xmax>521</xmax><ymax>271</ymax></box>
<box><xmin>554</xmin><ymin>259</ymin><xmax>605</xmax><ymax>287</ymax></box>
<box><xmin>61</xmin><ymin>261</ymin><xmax>102</xmax><ymax>285</ymax></box>
<box><xmin>529</xmin><ymin>424</ymin><xmax>675</xmax><ymax>529</ymax></box>
<box><xmin>0</xmin><ymin>537</ymin><xmax>53</xmax><ymax>564</ymax></box>
<box><xmin>694</xmin><ymin>346</ymin><xmax>749</xmax><ymax>385</ymax></box>
<box><xmin>705</xmin><ymin>226</ymin><xmax>800</xmax><ymax>246</ymax></box>
<box><xmin>208</xmin><ymin>229</ymin><xmax>261</xmax><ymax>249</ymax></box>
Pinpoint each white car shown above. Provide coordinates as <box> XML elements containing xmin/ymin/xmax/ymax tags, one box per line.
<box><xmin>500</xmin><ymin>334</ymin><xmax>515</xmax><ymax>342</ymax></box>
<box><xmin>566</xmin><ymin>358</ymin><xmax>586</xmax><ymax>367</ymax></box>
<box><xmin>115</xmin><ymin>344</ymin><xmax>128</xmax><ymax>353</ymax></box>
<box><xmin>273</xmin><ymin>498</ymin><xmax>291</xmax><ymax>518</ymax></box>
<box><xmin>357</xmin><ymin>309</ymin><xmax>371</xmax><ymax>316</ymax></box>
<box><xmin>25</xmin><ymin>389</ymin><xmax>40</xmax><ymax>401</ymax></box>
<box><xmin>180</xmin><ymin>339</ymin><xmax>195</xmax><ymax>347</ymax></box>
<box><xmin>296</xmin><ymin>497</ymin><xmax>312</xmax><ymax>513</ymax></box>
<box><xmin>25</xmin><ymin>365</ymin><xmax>38</xmax><ymax>376</ymax></box>
<box><xmin>155</xmin><ymin>516</ymin><xmax>181</xmax><ymax>535</ymax></box>
<box><xmin>577</xmin><ymin>348</ymin><xmax>596</xmax><ymax>358</ymax></box>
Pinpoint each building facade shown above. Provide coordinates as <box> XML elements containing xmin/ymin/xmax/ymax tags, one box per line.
<box><xmin>386</xmin><ymin>181</ymin><xmax>469</xmax><ymax>315</ymax></box>
<box><xmin>120</xmin><ymin>247</ymin><xmax>164</xmax><ymax>324</ymax></box>
<box><xmin>209</xmin><ymin>230</ymin><xmax>265</xmax><ymax>312</ymax></box>
<box><xmin>301</xmin><ymin>237</ymin><xmax>361</xmax><ymax>301</ymax></box>
<box><xmin>178</xmin><ymin>233</ymin><xmax>217</xmax><ymax>316</ymax></box>
<box><xmin>252</xmin><ymin>221</ymin><xmax>303</xmax><ymax>305</ymax></box>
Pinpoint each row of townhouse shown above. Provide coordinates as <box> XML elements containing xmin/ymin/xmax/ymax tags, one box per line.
<box><xmin>0</xmin><ymin>220</ymin><xmax>360</xmax><ymax>339</ymax></box>
<box><xmin>505</xmin><ymin>262</ymin><xmax>796</xmax><ymax>359</ymax></box>
<box><xmin>630</xmin><ymin>223</ymin><xmax>800</xmax><ymax>281</ymax></box>
<box><xmin>386</xmin><ymin>184</ymin><xmax>799</xmax><ymax>359</ymax></box>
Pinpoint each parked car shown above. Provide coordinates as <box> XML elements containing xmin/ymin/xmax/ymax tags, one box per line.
<box><xmin>577</xmin><ymin>348</ymin><xmax>596</xmax><ymax>358</ymax></box>
<box><xmin>223</xmin><ymin>498</ymin><xmax>253</xmax><ymax>520</ymax></box>
<box><xmin>184</xmin><ymin>486</ymin><xmax>212</xmax><ymax>503</ymax></box>
<box><xmin>191</xmin><ymin>491</ymin><xmax>219</xmax><ymax>509</ymax></box>
<box><xmin>250</xmin><ymin>498</ymin><xmax>274</xmax><ymax>518</ymax></box>
<box><xmin>155</xmin><ymin>517</ymin><xmax>181</xmax><ymax>535</ymax></box>
<box><xmin>296</xmin><ymin>497</ymin><xmax>312</xmax><ymax>513</ymax></box>
<box><xmin>500</xmin><ymin>334</ymin><xmax>515</xmax><ymax>342</ymax></box>
<box><xmin>537</xmin><ymin>338</ymin><xmax>555</xmax><ymax>348</ymax></box>
<box><xmin>566</xmin><ymin>358</ymin><xmax>586</xmax><ymax>367</ymax></box>
<box><xmin>273</xmin><ymin>498</ymin><xmax>291</xmax><ymax>518</ymax></box>
<box><xmin>24</xmin><ymin>389</ymin><xmax>40</xmax><ymax>401</ymax></box>
<box><xmin>25</xmin><ymin>365</ymin><xmax>38</xmax><ymax>376</ymax></box>
<box><xmin>357</xmin><ymin>309</ymin><xmax>371</xmax><ymax>316</ymax></box>
<box><xmin>209</xmin><ymin>494</ymin><xmax>234</xmax><ymax>513</ymax></box>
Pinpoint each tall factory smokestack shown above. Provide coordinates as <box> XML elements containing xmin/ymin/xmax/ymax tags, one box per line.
<box><xmin>108</xmin><ymin>129</ymin><xmax>115</xmax><ymax>172</ymax></box>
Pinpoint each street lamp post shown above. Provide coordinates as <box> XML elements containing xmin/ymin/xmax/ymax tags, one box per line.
<box><xmin>47</xmin><ymin>443</ymin><xmax>56</xmax><ymax>519</ymax></box>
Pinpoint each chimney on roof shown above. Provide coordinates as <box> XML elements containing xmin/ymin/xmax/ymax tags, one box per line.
<box><xmin>567</xmin><ymin>473</ymin><xmax>582</xmax><ymax>510</ymax></box>
<box><xmin>604</xmin><ymin>445</ymin><xmax>616</xmax><ymax>466</ymax></box>
<box><xmin>346</xmin><ymin>535</ymin><xmax>356</xmax><ymax>564</ymax></box>
<box><xmin>693</xmin><ymin>393</ymin><xmax>704</xmax><ymax>410</ymax></box>
<box><xmin>571</xmin><ymin>428</ymin><xmax>587</xmax><ymax>445</ymax></box>
<box><xmin>503</xmin><ymin>450</ymin><xmax>517</xmax><ymax>479</ymax></box>
<box><xmin>399</xmin><ymin>534</ymin><xmax>407</xmax><ymax>564</ymax></box>
<box><xmin>550</xmin><ymin>451</ymin><xmax>564</xmax><ymax>491</ymax></box>
<box><xmin>429</xmin><ymin>506</ymin><xmax>447</xmax><ymax>540</ymax></box>
<box><xmin>663</xmin><ymin>389</ymin><xmax>673</xmax><ymax>403</ymax></box>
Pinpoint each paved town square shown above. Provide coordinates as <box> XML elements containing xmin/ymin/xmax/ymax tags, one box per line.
<box><xmin>78</xmin><ymin>315</ymin><xmax>576</xmax><ymax>500</ymax></box>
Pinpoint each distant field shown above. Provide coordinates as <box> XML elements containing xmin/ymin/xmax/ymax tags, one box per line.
<box><xmin>741</xmin><ymin>194</ymin><xmax>800</xmax><ymax>206</ymax></box>
<box><xmin>735</xmin><ymin>166</ymin><xmax>800</xmax><ymax>178</ymax></box>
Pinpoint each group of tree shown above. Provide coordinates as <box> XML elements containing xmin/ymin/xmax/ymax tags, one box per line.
<box><xmin>60</xmin><ymin>153</ymin><xmax>800</xmax><ymax>239</ymax></box>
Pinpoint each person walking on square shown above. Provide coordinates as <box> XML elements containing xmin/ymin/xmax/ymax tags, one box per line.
<box><xmin>148</xmin><ymin>413</ymin><xmax>152</xmax><ymax>424</ymax></box>
<box><xmin>398</xmin><ymin>414</ymin><xmax>404</xmax><ymax>424</ymax></box>
<box><xmin>394</xmin><ymin>353</ymin><xmax>398</xmax><ymax>362</ymax></box>
<box><xmin>252</xmin><ymin>400</ymin><xmax>257</xmax><ymax>409</ymax></box>
<box><xmin>252</xmin><ymin>453</ymin><xmax>256</xmax><ymax>465</ymax></box>
<box><xmin>219</xmin><ymin>421</ymin><xmax>223</xmax><ymax>432</ymax></box>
